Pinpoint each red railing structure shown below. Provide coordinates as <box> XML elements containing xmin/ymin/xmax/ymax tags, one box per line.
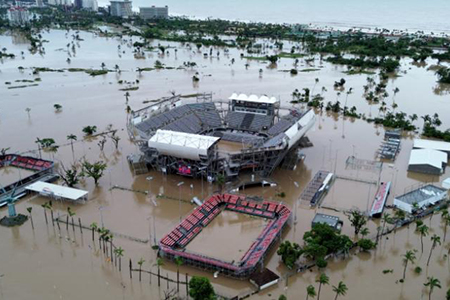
<box><xmin>159</xmin><ymin>193</ymin><xmax>291</xmax><ymax>279</ymax></box>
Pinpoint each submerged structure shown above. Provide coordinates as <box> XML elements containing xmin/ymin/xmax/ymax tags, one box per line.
<box><xmin>393</xmin><ymin>184</ymin><xmax>447</xmax><ymax>213</ymax></box>
<box><xmin>128</xmin><ymin>93</ymin><xmax>315</xmax><ymax>181</ymax></box>
<box><xmin>159</xmin><ymin>193</ymin><xmax>291</xmax><ymax>278</ymax></box>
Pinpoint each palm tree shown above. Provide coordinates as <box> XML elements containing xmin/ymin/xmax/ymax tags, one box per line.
<box><xmin>360</xmin><ymin>227</ymin><xmax>369</xmax><ymax>237</ymax></box>
<box><xmin>90</xmin><ymin>222</ymin><xmax>98</xmax><ymax>241</ymax></box>
<box><xmin>402</xmin><ymin>250</ymin><xmax>416</xmax><ymax>280</ymax></box>
<box><xmin>417</xmin><ymin>224</ymin><xmax>429</xmax><ymax>253</ymax></box>
<box><xmin>174</xmin><ymin>256</ymin><xmax>183</xmax><ymax>293</ymax></box>
<box><xmin>424</xmin><ymin>277</ymin><xmax>441</xmax><ymax>300</ymax></box>
<box><xmin>154</xmin><ymin>258</ymin><xmax>164</xmax><ymax>287</ymax></box>
<box><xmin>427</xmin><ymin>234</ymin><xmax>441</xmax><ymax>266</ymax></box>
<box><xmin>306</xmin><ymin>284</ymin><xmax>316</xmax><ymax>300</ymax></box>
<box><xmin>332</xmin><ymin>281</ymin><xmax>348</xmax><ymax>300</ymax></box>
<box><xmin>67</xmin><ymin>134</ymin><xmax>77</xmax><ymax>159</ymax></box>
<box><xmin>381</xmin><ymin>212</ymin><xmax>392</xmax><ymax>235</ymax></box>
<box><xmin>26</xmin><ymin>207</ymin><xmax>34</xmax><ymax>229</ymax></box>
<box><xmin>441</xmin><ymin>209</ymin><xmax>449</xmax><ymax>242</ymax></box>
<box><xmin>316</xmin><ymin>273</ymin><xmax>329</xmax><ymax>300</ymax></box>
<box><xmin>137</xmin><ymin>258</ymin><xmax>145</xmax><ymax>281</ymax></box>
<box><xmin>114</xmin><ymin>247</ymin><xmax>124</xmax><ymax>271</ymax></box>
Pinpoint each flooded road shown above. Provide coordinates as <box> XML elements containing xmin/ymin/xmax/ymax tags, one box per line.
<box><xmin>0</xmin><ymin>29</ymin><xmax>449</xmax><ymax>299</ymax></box>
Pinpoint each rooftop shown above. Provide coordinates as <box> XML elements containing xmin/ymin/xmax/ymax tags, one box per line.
<box><xmin>413</xmin><ymin>139</ymin><xmax>450</xmax><ymax>153</ymax></box>
<box><xmin>395</xmin><ymin>184</ymin><xmax>447</xmax><ymax>205</ymax></box>
<box><xmin>408</xmin><ymin>148</ymin><xmax>447</xmax><ymax>170</ymax></box>
<box><xmin>229</xmin><ymin>93</ymin><xmax>278</xmax><ymax>104</ymax></box>
<box><xmin>312</xmin><ymin>213</ymin><xmax>342</xmax><ymax>228</ymax></box>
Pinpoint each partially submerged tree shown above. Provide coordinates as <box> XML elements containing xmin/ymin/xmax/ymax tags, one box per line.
<box><xmin>277</xmin><ymin>240</ymin><xmax>302</xmax><ymax>269</ymax></box>
<box><xmin>82</xmin><ymin>125</ymin><xmax>97</xmax><ymax>136</ymax></box>
<box><xmin>316</xmin><ymin>273</ymin><xmax>329</xmax><ymax>300</ymax></box>
<box><xmin>81</xmin><ymin>160</ymin><xmax>107</xmax><ymax>185</ymax></box>
<box><xmin>402</xmin><ymin>249</ymin><xmax>416</xmax><ymax>281</ymax></box>
<box><xmin>58</xmin><ymin>162</ymin><xmax>81</xmax><ymax>187</ymax></box>
<box><xmin>189</xmin><ymin>276</ymin><xmax>215</xmax><ymax>300</ymax></box>
<box><xmin>347</xmin><ymin>210</ymin><xmax>367</xmax><ymax>235</ymax></box>
<box><xmin>332</xmin><ymin>281</ymin><xmax>348</xmax><ymax>300</ymax></box>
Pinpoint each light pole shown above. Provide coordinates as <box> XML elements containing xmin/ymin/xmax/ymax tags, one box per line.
<box><xmin>177</xmin><ymin>181</ymin><xmax>184</xmax><ymax>223</ymax></box>
<box><xmin>99</xmin><ymin>206</ymin><xmax>105</xmax><ymax>228</ymax></box>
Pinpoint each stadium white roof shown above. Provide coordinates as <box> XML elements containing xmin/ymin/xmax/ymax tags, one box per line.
<box><xmin>229</xmin><ymin>93</ymin><xmax>278</xmax><ymax>104</ymax></box>
<box><xmin>413</xmin><ymin>139</ymin><xmax>450</xmax><ymax>153</ymax></box>
<box><xmin>408</xmin><ymin>149</ymin><xmax>447</xmax><ymax>171</ymax></box>
<box><xmin>148</xmin><ymin>130</ymin><xmax>220</xmax><ymax>161</ymax></box>
<box><xmin>26</xmin><ymin>181</ymin><xmax>88</xmax><ymax>201</ymax></box>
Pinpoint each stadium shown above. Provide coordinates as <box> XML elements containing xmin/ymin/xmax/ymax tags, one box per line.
<box><xmin>128</xmin><ymin>93</ymin><xmax>315</xmax><ymax>181</ymax></box>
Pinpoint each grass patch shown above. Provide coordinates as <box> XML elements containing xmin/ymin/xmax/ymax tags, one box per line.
<box><xmin>85</xmin><ymin>69</ymin><xmax>108</xmax><ymax>76</ymax></box>
<box><xmin>278</xmin><ymin>52</ymin><xmax>306</xmax><ymax>59</ymax></box>
<box><xmin>242</xmin><ymin>56</ymin><xmax>268</xmax><ymax>61</ymax></box>
<box><xmin>119</xmin><ymin>86</ymin><xmax>139</xmax><ymax>91</ymax></box>
<box><xmin>343</xmin><ymin>70</ymin><xmax>376</xmax><ymax>75</ymax></box>
<box><xmin>8</xmin><ymin>84</ymin><xmax>39</xmax><ymax>89</ymax></box>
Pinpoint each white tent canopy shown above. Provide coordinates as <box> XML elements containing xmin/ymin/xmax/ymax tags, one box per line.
<box><xmin>408</xmin><ymin>149</ymin><xmax>447</xmax><ymax>171</ymax></box>
<box><xmin>229</xmin><ymin>93</ymin><xmax>278</xmax><ymax>104</ymax></box>
<box><xmin>148</xmin><ymin>130</ymin><xmax>220</xmax><ymax>161</ymax></box>
<box><xmin>26</xmin><ymin>181</ymin><xmax>88</xmax><ymax>201</ymax></box>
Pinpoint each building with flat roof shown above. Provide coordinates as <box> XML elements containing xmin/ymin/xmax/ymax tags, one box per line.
<box><xmin>110</xmin><ymin>0</ymin><xmax>132</xmax><ymax>18</ymax></box>
<box><xmin>393</xmin><ymin>184</ymin><xmax>447</xmax><ymax>213</ymax></box>
<box><xmin>139</xmin><ymin>5</ymin><xmax>168</xmax><ymax>19</ymax></box>
<box><xmin>312</xmin><ymin>213</ymin><xmax>343</xmax><ymax>231</ymax></box>
<box><xmin>408</xmin><ymin>148</ymin><xmax>447</xmax><ymax>175</ymax></box>
<box><xmin>82</xmin><ymin>0</ymin><xmax>98</xmax><ymax>11</ymax></box>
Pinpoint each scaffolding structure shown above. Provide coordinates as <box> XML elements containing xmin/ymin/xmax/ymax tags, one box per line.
<box><xmin>159</xmin><ymin>194</ymin><xmax>291</xmax><ymax>279</ymax></box>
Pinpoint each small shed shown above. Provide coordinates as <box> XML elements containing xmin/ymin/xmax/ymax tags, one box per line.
<box><xmin>249</xmin><ymin>268</ymin><xmax>280</xmax><ymax>291</ymax></box>
<box><xmin>393</xmin><ymin>184</ymin><xmax>447</xmax><ymax>213</ymax></box>
<box><xmin>312</xmin><ymin>213</ymin><xmax>343</xmax><ymax>231</ymax></box>
<box><xmin>408</xmin><ymin>149</ymin><xmax>447</xmax><ymax>175</ymax></box>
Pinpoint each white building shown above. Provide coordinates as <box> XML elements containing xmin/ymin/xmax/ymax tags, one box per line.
<box><xmin>139</xmin><ymin>5</ymin><xmax>168</xmax><ymax>19</ymax></box>
<box><xmin>393</xmin><ymin>184</ymin><xmax>447</xmax><ymax>213</ymax></box>
<box><xmin>48</xmin><ymin>0</ymin><xmax>72</xmax><ymax>5</ymax></box>
<box><xmin>7</xmin><ymin>7</ymin><xmax>31</xmax><ymax>26</ymax></box>
<box><xmin>35</xmin><ymin>0</ymin><xmax>44</xmax><ymax>7</ymax></box>
<box><xmin>82</xmin><ymin>0</ymin><xmax>98</xmax><ymax>11</ymax></box>
<box><xmin>110</xmin><ymin>0</ymin><xmax>132</xmax><ymax>18</ymax></box>
<box><xmin>413</xmin><ymin>139</ymin><xmax>450</xmax><ymax>158</ymax></box>
<box><xmin>408</xmin><ymin>148</ymin><xmax>447</xmax><ymax>175</ymax></box>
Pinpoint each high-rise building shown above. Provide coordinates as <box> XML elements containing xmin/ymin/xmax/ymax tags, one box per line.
<box><xmin>139</xmin><ymin>5</ymin><xmax>168</xmax><ymax>20</ymax></box>
<box><xmin>48</xmin><ymin>0</ymin><xmax>72</xmax><ymax>5</ymax></box>
<box><xmin>7</xmin><ymin>7</ymin><xmax>31</xmax><ymax>26</ymax></box>
<box><xmin>74</xmin><ymin>0</ymin><xmax>82</xmax><ymax>9</ymax></box>
<box><xmin>35</xmin><ymin>0</ymin><xmax>44</xmax><ymax>7</ymax></box>
<box><xmin>82</xmin><ymin>0</ymin><xmax>98</xmax><ymax>11</ymax></box>
<box><xmin>109</xmin><ymin>0</ymin><xmax>132</xmax><ymax>18</ymax></box>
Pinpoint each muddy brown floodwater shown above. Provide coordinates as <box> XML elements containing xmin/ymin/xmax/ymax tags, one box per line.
<box><xmin>0</xmin><ymin>29</ymin><xmax>449</xmax><ymax>300</ymax></box>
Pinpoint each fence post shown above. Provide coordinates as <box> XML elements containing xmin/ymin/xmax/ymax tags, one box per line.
<box><xmin>78</xmin><ymin>218</ymin><xmax>83</xmax><ymax>234</ymax></box>
<box><xmin>166</xmin><ymin>273</ymin><xmax>169</xmax><ymax>289</ymax></box>
<box><xmin>185</xmin><ymin>273</ymin><xmax>189</xmax><ymax>299</ymax></box>
<box><xmin>129</xmin><ymin>259</ymin><xmax>132</xmax><ymax>279</ymax></box>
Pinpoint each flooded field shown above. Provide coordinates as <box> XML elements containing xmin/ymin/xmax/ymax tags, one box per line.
<box><xmin>186</xmin><ymin>210</ymin><xmax>268</xmax><ymax>263</ymax></box>
<box><xmin>0</xmin><ymin>166</ymin><xmax>36</xmax><ymax>187</ymax></box>
<box><xmin>1</xmin><ymin>29</ymin><xmax>450</xmax><ymax>299</ymax></box>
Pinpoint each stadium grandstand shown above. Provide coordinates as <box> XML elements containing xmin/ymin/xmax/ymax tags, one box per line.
<box><xmin>128</xmin><ymin>93</ymin><xmax>315</xmax><ymax>181</ymax></box>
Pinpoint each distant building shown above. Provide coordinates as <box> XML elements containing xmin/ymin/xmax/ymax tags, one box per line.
<box><xmin>7</xmin><ymin>7</ymin><xmax>31</xmax><ymax>26</ymax></box>
<box><xmin>311</xmin><ymin>213</ymin><xmax>343</xmax><ymax>231</ymax></box>
<box><xmin>35</xmin><ymin>0</ymin><xmax>44</xmax><ymax>7</ymax></box>
<box><xmin>109</xmin><ymin>0</ymin><xmax>132</xmax><ymax>18</ymax></box>
<box><xmin>82</xmin><ymin>0</ymin><xmax>98</xmax><ymax>11</ymax></box>
<box><xmin>48</xmin><ymin>0</ymin><xmax>72</xmax><ymax>6</ymax></box>
<box><xmin>139</xmin><ymin>5</ymin><xmax>168</xmax><ymax>19</ymax></box>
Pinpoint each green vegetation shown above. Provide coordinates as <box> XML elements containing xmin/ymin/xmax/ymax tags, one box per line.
<box><xmin>81</xmin><ymin>160</ymin><xmax>107</xmax><ymax>185</ymax></box>
<box><xmin>422</xmin><ymin>113</ymin><xmax>450</xmax><ymax>142</ymax></box>
<box><xmin>326</xmin><ymin>56</ymin><xmax>400</xmax><ymax>72</ymax></box>
<box><xmin>82</xmin><ymin>125</ymin><xmax>97</xmax><ymax>136</ymax></box>
<box><xmin>436</xmin><ymin>67</ymin><xmax>450</xmax><ymax>84</ymax></box>
<box><xmin>357</xmin><ymin>238</ymin><xmax>376</xmax><ymax>251</ymax></box>
<box><xmin>367</xmin><ymin>112</ymin><xmax>416</xmax><ymax>131</ymax></box>
<box><xmin>189</xmin><ymin>276</ymin><xmax>215</xmax><ymax>300</ymax></box>
<box><xmin>277</xmin><ymin>241</ymin><xmax>302</xmax><ymax>269</ymax></box>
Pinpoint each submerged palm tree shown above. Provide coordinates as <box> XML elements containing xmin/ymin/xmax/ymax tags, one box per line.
<box><xmin>137</xmin><ymin>258</ymin><xmax>145</xmax><ymax>281</ymax></box>
<box><xmin>402</xmin><ymin>249</ymin><xmax>416</xmax><ymax>280</ymax></box>
<box><xmin>332</xmin><ymin>281</ymin><xmax>348</xmax><ymax>300</ymax></box>
<box><xmin>427</xmin><ymin>234</ymin><xmax>441</xmax><ymax>266</ymax></box>
<box><xmin>316</xmin><ymin>273</ymin><xmax>329</xmax><ymax>300</ymax></box>
<box><xmin>67</xmin><ymin>134</ymin><xmax>77</xmax><ymax>159</ymax></box>
<box><xmin>424</xmin><ymin>277</ymin><xmax>441</xmax><ymax>300</ymax></box>
<box><xmin>114</xmin><ymin>247</ymin><xmax>124</xmax><ymax>271</ymax></box>
<box><xmin>417</xmin><ymin>224</ymin><xmax>429</xmax><ymax>253</ymax></box>
<box><xmin>306</xmin><ymin>284</ymin><xmax>316</xmax><ymax>300</ymax></box>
